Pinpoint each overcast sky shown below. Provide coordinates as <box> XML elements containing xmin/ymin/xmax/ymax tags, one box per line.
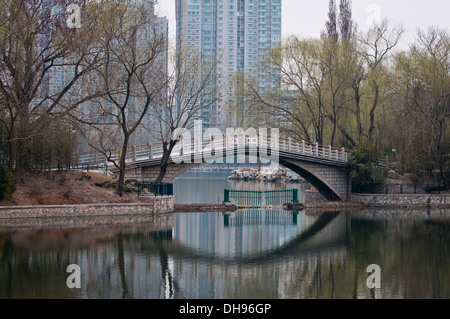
<box><xmin>155</xmin><ymin>0</ymin><xmax>450</xmax><ymax>48</ymax></box>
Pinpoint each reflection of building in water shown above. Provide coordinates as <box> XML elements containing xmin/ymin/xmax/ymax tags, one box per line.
<box><xmin>173</xmin><ymin>210</ymin><xmax>319</xmax><ymax>258</ymax></box>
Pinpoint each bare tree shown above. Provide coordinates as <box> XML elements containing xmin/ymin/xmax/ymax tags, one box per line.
<box><xmin>357</xmin><ymin>19</ymin><xmax>404</xmax><ymax>139</ymax></box>
<box><xmin>395</xmin><ymin>27</ymin><xmax>450</xmax><ymax>188</ymax></box>
<box><xmin>147</xmin><ymin>47</ymin><xmax>220</xmax><ymax>184</ymax></box>
<box><xmin>0</xmin><ymin>0</ymin><xmax>102</xmax><ymax>171</ymax></box>
<box><xmin>246</xmin><ymin>36</ymin><xmax>328</xmax><ymax>144</ymax></box>
<box><xmin>245</xmin><ymin>20</ymin><xmax>403</xmax><ymax>150</ymax></box>
<box><xmin>321</xmin><ymin>38</ymin><xmax>355</xmax><ymax>146</ymax></box>
<box><xmin>73</xmin><ymin>1</ymin><xmax>168</xmax><ymax>196</ymax></box>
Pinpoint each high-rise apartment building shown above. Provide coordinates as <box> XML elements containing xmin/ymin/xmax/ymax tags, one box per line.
<box><xmin>176</xmin><ymin>0</ymin><xmax>282</xmax><ymax>128</ymax></box>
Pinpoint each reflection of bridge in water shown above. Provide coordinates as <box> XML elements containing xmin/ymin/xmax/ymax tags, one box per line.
<box><xmin>141</xmin><ymin>210</ymin><xmax>348</xmax><ymax>264</ymax></box>
<box><xmin>139</xmin><ymin>209</ymin><xmax>349</xmax><ymax>299</ymax></box>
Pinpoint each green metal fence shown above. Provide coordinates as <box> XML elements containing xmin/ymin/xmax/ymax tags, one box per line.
<box><xmin>138</xmin><ymin>183</ymin><xmax>173</xmax><ymax>197</ymax></box>
<box><xmin>223</xmin><ymin>189</ymin><xmax>299</xmax><ymax>207</ymax></box>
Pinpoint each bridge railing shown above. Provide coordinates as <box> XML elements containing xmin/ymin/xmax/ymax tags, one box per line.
<box><xmin>73</xmin><ymin>135</ymin><xmax>351</xmax><ymax>169</ymax></box>
<box><xmin>277</xmin><ymin>137</ymin><xmax>349</xmax><ymax>162</ymax></box>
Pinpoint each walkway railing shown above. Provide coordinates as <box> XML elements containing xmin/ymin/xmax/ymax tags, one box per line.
<box><xmin>73</xmin><ymin>135</ymin><xmax>351</xmax><ymax>170</ymax></box>
<box><xmin>223</xmin><ymin>189</ymin><xmax>299</xmax><ymax>208</ymax></box>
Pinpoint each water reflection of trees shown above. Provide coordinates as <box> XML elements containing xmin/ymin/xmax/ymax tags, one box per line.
<box><xmin>0</xmin><ymin>237</ymin><xmax>80</xmax><ymax>298</ymax></box>
<box><xmin>0</xmin><ymin>210</ymin><xmax>449</xmax><ymax>299</ymax></box>
<box><xmin>347</xmin><ymin>214</ymin><xmax>450</xmax><ymax>298</ymax></box>
<box><xmin>0</xmin><ymin>216</ymin><xmax>175</xmax><ymax>299</ymax></box>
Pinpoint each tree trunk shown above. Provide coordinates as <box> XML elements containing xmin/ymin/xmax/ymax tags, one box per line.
<box><xmin>353</xmin><ymin>85</ymin><xmax>363</xmax><ymax>143</ymax></box>
<box><xmin>117</xmin><ymin>136</ymin><xmax>130</xmax><ymax>197</ymax></box>
<box><xmin>7</xmin><ymin>123</ymin><xmax>16</xmax><ymax>173</ymax></box>
<box><xmin>436</xmin><ymin>126</ymin><xmax>448</xmax><ymax>190</ymax></box>
<box><xmin>338</xmin><ymin>124</ymin><xmax>356</xmax><ymax>148</ymax></box>
<box><xmin>155</xmin><ymin>141</ymin><xmax>177</xmax><ymax>184</ymax></box>
<box><xmin>438</xmin><ymin>156</ymin><xmax>447</xmax><ymax>190</ymax></box>
<box><xmin>155</xmin><ymin>151</ymin><xmax>170</xmax><ymax>185</ymax></box>
<box><xmin>368</xmin><ymin>83</ymin><xmax>379</xmax><ymax>139</ymax></box>
<box><xmin>330</xmin><ymin>112</ymin><xmax>337</xmax><ymax>146</ymax></box>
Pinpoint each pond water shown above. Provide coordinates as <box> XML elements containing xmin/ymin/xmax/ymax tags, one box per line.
<box><xmin>0</xmin><ymin>173</ymin><xmax>449</xmax><ymax>299</ymax></box>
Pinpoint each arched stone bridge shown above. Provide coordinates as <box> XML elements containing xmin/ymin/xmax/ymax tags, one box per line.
<box><xmin>76</xmin><ymin>135</ymin><xmax>352</xmax><ymax>201</ymax></box>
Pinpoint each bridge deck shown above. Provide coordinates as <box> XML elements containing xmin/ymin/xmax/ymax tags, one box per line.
<box><xmin>75</xmin><ymin>135</ymin><xmax>351</xmax><ymax>170</ymax></box>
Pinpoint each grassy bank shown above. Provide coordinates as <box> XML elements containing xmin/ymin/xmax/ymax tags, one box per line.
<box><xmin>1</xmin><ymin>170</ymin><xmax>144</xmax><ymax>206</ymax></box>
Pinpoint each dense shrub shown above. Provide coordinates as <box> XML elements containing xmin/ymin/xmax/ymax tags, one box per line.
<box><xmin>349</xmin><ymin>146</ymin><xmax>386</xmax><ymax>192</ymax></box>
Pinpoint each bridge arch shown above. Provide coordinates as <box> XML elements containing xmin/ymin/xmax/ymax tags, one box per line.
<box><xmin>279</xmin><ymin>158</ymin><xmax>347</xmax><ymax>202</ymax></box>
<box><xmin>121</xmin><ymin>146</ymin><xmax>351</xmax><ymax>202</ymax></box>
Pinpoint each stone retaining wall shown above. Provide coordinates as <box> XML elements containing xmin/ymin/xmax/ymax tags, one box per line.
<box><xmin>304</xmin><ymin>190</ymin><xmax>328</xmax><ymax>203</ymax></box>
<box><xmin>305</xmin><ymin>190</ymin><xmax>450</xmax><ymax>208</ymax></box>
<box><xmin>349</xmin><ymin>193</ymin><xmax>450</xmax><ymax>207</ymax></box>
<box><xmin>0</xmin><ymin>213</ymin><xmax>174</xmax><ymax>229</ymax></box>
<box><xmin>0</xmin><ymin>196</ymin><xmax>175</xmax><ymax>220</ymax></box>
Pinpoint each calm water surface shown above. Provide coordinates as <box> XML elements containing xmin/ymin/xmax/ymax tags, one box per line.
<box><xmin>0</xmin><ymin>172</ymin><xmax>449</xmax><ymax>299</ymax></box>
<box><xmin>173</xmin><ymin>171</ymin><xmax>310</xmax><ymax>204</ymax></box>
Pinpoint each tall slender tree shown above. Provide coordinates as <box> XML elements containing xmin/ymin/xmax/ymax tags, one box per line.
<box><xmin>325</xmin><ymin>0</ymin><xmax>338</xmax><ymax>38</ymax></box>
<box><xmin>338</xmin><ymin>0</ymin><xmax>356</xmax><ymax>39</ymax></box>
